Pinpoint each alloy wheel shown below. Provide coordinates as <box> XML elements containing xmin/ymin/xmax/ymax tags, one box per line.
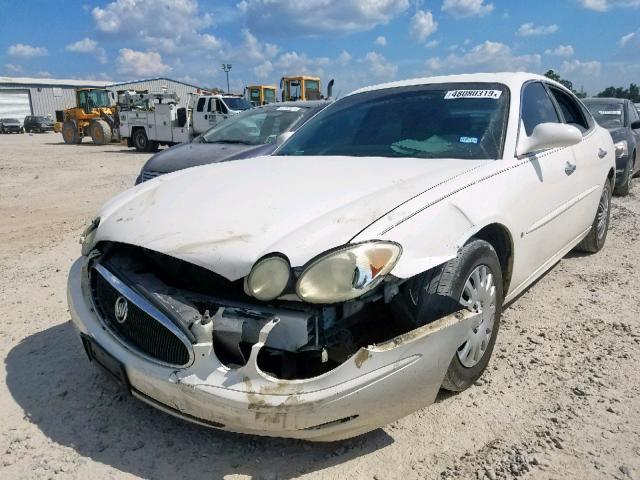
<box><xmin>596</xmin><ymin>186</ymin><xmax>610</xmax><ymax>240</ymax></box>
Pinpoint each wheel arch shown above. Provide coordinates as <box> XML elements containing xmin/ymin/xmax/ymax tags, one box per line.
<box><xmin>463</xmin><ymin>223</ymin><xmax>514</xmax><ymax>296</ymax></box>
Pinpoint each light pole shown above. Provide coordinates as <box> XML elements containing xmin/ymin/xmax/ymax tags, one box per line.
<box><xmin>221</xmin><ymin>63</ymin><xmax>232</xmax><ymax>94</ymax></box>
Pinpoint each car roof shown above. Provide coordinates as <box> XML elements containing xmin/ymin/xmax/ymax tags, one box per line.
<box><xmin>348</xmin><ymin>72</ymin><xmax>562</xmax><ymax>97</ymax></box>
<box><xmin>583</xmin><ymin>97</ymin><xmax>626</xmax><ymax>105</ymax></box>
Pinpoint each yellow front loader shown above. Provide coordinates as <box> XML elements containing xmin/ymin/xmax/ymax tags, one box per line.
<box><xmin>246</xmin><ymin>85</ymin><xmax>277</xmax><ymax>106</ymax></box>
<box><xmin>280</xmin><ymin>76</ymin><xmax>334</xmax><ymax>102</ymax></box>
<box><xmin>55</xmin><ymin>88</ymin><xmax>119</xmax><ymax>145</ymax></box>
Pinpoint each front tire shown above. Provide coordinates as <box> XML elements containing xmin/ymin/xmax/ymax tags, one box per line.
<box><xmin>575</xmin><ymin>178</ymin><xmax>612</xmax><ymax>253</ymax></box>
<box><xmin>614</xmin><ymin>157</ymin><xmax>634</xmax><ymax>196</ymax></box>
<box><xmin>392</xmin><ymin>239</ymin><xmax>503</xmax><ymax>392</ymax></box>
<box><xmin>90</xmin><ymin>120</ymin><xmax>112</xmax><ymax>145</ymax></box>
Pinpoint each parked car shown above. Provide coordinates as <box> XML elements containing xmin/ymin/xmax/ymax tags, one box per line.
<box><xmin>584</xmin><ymin>98</ymin><xmax>640</xmax><ymax>196</ymax></box>
<box><xmin>0</xmin><ymin>118</ymin><xmax>24</xmax><ymax>134</ymax></box>
<box><xmin>68</xmin><ymin>73</ymin><xmax>615</xmax><ymax>441</ymax></box>
<box><xmin>136</xmin><ymin>100</ymin><xmax>330</xmax><ymax>184</ymax></box>
<box><xmin>23</xmin><ymin>115</ymin><xmax>54</xmax><ymax>133</ymax></box>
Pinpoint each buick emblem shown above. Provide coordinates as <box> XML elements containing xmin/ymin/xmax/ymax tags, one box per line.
<box><xmin>114</xmin><ymin>296</ymin><xmax>129</xmax><ymax>324</ymax></box>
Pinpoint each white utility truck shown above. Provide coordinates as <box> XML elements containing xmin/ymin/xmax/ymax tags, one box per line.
<box><xmin>118</xmin><ymin>92</ymin><xmax>252</xmax><ymax>152</ymax></box>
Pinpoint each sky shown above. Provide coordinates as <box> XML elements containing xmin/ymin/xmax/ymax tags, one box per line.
<box><xmin>1</xmin><ymin>0</ymin><xmax>640</xmax><ymax>96</ymax></box>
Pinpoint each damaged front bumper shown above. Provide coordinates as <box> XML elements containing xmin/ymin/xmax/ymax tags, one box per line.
<box><xmin>67</xmin><ymin>257</ymin><xmax>478</xmax><ymax>441</ymax></box>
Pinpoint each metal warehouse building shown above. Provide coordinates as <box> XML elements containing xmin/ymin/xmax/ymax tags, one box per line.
<box><xmin>0</xmin><ymin>76</ymin><xmax>207</xmax><ymax>120</ymax></box>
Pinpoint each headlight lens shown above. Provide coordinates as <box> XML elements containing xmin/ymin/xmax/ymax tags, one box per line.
<box><xmin>80</xmin><ymin>217</ymin><xmax>100</xmax><ymax>256</ymax></box>
<box><xmin>296</xmin><ymin>241</ymin><xmax>402</xmax><ymax>304</ymax></box>
<box><xmin>247</xmin><ymin>255</ymin><xmax>291</xmax><ymax>301</ymax></box>
<box><xmin>614</xmin><ymin>140</ymin><xmax>628</xmax><ymax>159</ymax></box>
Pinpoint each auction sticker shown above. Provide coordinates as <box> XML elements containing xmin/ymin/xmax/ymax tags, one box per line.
<box><xmin>598</xmin><ymin>110</ymin><xmax>622</xmax><ymax>115</ymax></box>
<box><xmin>444</xmin><ymin>90</ymin><xmax>502</xmax><ymax>99</ymax></box>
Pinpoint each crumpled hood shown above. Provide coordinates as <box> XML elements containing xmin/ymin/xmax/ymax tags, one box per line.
<box><xmin>95</xmin><ymin>155</ymin><xmax>489</xmax><ymax>280</ymax></box>
<box><xmin>141</xmin><ymin>142</ymin><xmax>276</xmax><ymax>174</ymax></box>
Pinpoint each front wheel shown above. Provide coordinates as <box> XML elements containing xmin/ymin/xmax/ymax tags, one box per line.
<box><xmin>575</xmin><ymin>178</ymin><xmax>612</xmax><ymax>253</ymax></box>
<box><xmin>614</xmin><ymin>157</ymin><xmax>634</xmax><ymax>196</ymax></box>
<box><xmin>392</xmin><ymin>239</ymin><xmax>503</xmax><ymax>391</ymax></box>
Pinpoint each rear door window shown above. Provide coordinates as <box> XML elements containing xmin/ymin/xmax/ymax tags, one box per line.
<box><xmin>520</xmin><ymin>82</ymin><xmax>560</xmax><ymax>136</ymax></box>
<box><xmin>548</xmin><ymin>87</ymin><xmax>589</xmax><ymax>132</ymax></box>
<box><xmin>196</xmin><ymin>97</ymin><xmax>206</xmax><ymax>112</ymax></box>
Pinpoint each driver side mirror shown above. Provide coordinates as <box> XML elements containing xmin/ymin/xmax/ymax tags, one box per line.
<box><xmin>276</xmin><ymin>131</ymin><xmax>294</xmax><ymax>147</ymax></box>
<box><xmin>517</xmin><ymin>122</ymin><xmax>582</xmax><ymax>157</ymax></box>
<box><xmin>631</xmin><ymin>120</ymin><xmax>640</xmax><ymax>130</ymax></box>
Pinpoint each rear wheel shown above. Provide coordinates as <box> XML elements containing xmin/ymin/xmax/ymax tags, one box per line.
<box><xmin>90</xmin><ymin>120</ymin><xmax>112</xmax><ymax>145</ymax></box>
<box><xmin>132</xmin><ymin>128</ymin><xmax>151</xmax><ymax>152</ymax></box>
<box><xmin>392</xmin><ymin>239</ymin><xmax>503</xmax><ymax>392</ymax></box>
<box><xmin>575</xmin><ymin>178</ymin><xmax>612</xmax><ymax>253</ymax></box>
<box><xmin>62</xmin><ymin>121</ymin><xmax>81</xmax><ymax>144</ymax></box>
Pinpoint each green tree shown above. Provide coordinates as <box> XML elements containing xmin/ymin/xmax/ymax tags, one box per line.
<box><xmin>596</xmin><ymin>83</ymin><xmax>640</xmax><ymax>102</ymax></box>
<box><xmin>543</xmin><ymin>70</ymin><xmax>586</xmax><ymax>98</ymax></box>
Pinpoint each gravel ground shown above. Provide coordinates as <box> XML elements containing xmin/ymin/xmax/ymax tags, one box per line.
<box><xmin>1</xmin><ymin>133</ymin><xmax>639</xmax><ymax>480</ymax></box>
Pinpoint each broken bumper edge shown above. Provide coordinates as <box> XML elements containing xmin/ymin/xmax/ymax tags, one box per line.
<box><xmin>67</xmin><ymin>257</ymin><xmax>478</xmax><ymax>441</ymax></box>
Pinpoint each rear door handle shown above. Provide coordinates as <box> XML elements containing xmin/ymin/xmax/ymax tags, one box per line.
<box><xmin>598</xmin><ymin>148</ymin><xmax>607</xmax><ymax>158</ymax></box>
<box><xmin>565</xmin><ymin>161</ymin><xmax>577</xmax><ymax>176</ymax></box>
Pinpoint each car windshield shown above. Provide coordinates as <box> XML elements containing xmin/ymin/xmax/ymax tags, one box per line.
<box><xmin>223</xmin><ymin>97</ymin><xmax>252</xmax><ymax>111</ymax></box>
<box><xmin>5</xmin><ymin>118</ymin><xmax>20</xmax><ymax>123</ymax></box>
<box><xmin>78</xmin><ymin>90</ymin><xmax>111</xmax><ymax>109</ymax></box>
<box><xmin>199</xmin><ymin>106</ymin><xmax>308</xmax><ymax>145</ymax></box>
<box><xmin>584</xmin><ymin>102</ymin><xmax>625</xmax><ymax>129</ymax></box>
<box><xmin>278</xmin><ymin>83</ymin><xmax>509</xmax><ymax>160</ymax></box>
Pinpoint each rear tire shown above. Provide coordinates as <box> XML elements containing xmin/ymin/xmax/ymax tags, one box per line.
<box><xmin>575</xmin><ymin>178</ymin><xmax>612</xmax><ymax>253</ymax></box>
<box><xmin>392</xmin><ymin>239</ymin><xmax>503</xmax><ymax>392</ymax></box>
<box><xmin>90</xmin><ymin>120</ymin><xmax>112</xmax><ymax>145</ymax></box>
<box><xmin>62</xmin><ymin>121</ymin><xmax>81</xmax><ymax>144</ymax></box>
<box><xmin>132</xmin><ymin>129</ymin><xmax>151</xmax><ymax>152</ymax></box>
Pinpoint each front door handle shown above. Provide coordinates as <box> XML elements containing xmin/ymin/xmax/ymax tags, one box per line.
<box><xmin>598</xmin><ymin>148</ymin><xmax>607</xmax><ymax>158</ymax></box>
<box><xmin>565</xmin><ymin>161</ymin><xmax>577</xmax><ymax>176</ymax></box>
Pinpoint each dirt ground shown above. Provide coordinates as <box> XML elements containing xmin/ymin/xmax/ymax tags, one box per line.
<box><xmin>0</xmin><ymin>132</ymin><xmax>639</xmax><ymax>480</ymax></box>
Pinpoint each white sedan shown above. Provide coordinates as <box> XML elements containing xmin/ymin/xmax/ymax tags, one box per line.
<box><xmin>68</xmin><ymin>72</ymin><xmax>615</xmax><ymax>441</ymax></box>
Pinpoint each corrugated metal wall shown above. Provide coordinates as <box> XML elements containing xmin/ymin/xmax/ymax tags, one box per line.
<box><xmin>107</xmin><ymin>79</ymin><xmax>201</xmax><ymax>107</ymax></box>
<box><xmin>0</xmin><ymin>84</ymin><xmax>81</xmax><ymax>118</ymax></box>
<box><xmin>0</xmin><ymin>79</ymin><xmax>203</xmax><ymax>118</ymax></box>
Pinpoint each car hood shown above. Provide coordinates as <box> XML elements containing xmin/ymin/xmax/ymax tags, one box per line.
<box><xmin>95</xmin><ymin>155</ymin><xmax>490</xmax><ymax>281</ymax></box>
<box><xmin>141</xmin><ymin>142</ymin><xmax>276</xmax><ymax>174</ymax></box>
<box><xmin>608</xmin><ymin>127</ymin><xmax>629</xmax><ymax>143</ymax></box>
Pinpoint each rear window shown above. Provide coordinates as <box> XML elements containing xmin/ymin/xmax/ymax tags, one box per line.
<box><xmin>584</xmin><ymin>102</ymin><xmax>625</xmax><ymax>129</ymax></box>
<box><xmin>278</xmin><ymin>82</ymin><xmax>510</xmax><ymax>160</ymax></box>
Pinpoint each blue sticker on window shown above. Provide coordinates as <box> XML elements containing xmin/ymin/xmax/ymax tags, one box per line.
<box><xmin>459</xmin><ymin>136</ymin><xmax>478</xmax><ymax>144</ymax></box>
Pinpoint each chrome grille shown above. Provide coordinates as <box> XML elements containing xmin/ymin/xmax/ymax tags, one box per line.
<box><xmin>140</xmin><ymin>170</ymin><xmax>162</xmax><ymax>182</ymax></box>
<box><xmin>90</xmin><ymin>264</ymin><xmax>193</xmax><ymax>367</ymax></box>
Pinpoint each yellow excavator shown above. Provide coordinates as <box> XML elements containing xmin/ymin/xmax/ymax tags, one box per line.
<box><xmin>280</xmin><ymin>76</ymin><xmax>334</xmax><ymax>102</ymax></box>
<box><xmin>55</xmin><ymin>88</ymin><xmax>118</xmax><ymax>145</ymax></box>
<box><xmin>246</xmin><ymin>85</ymin><xmax>277</xmax><ymax>106</ymax></box>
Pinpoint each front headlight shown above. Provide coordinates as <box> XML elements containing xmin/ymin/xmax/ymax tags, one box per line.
<box><xmin>80</xmin><ymin>217</ymin><xmax>100</xmax><ymax>256</ymax></box>
<box><xmin>247</xmin><ymin>255</ymin><xmax>292</xmax><ymax>301</ymax></box>
<box><xmin>296</xmin><ymin>241</ymin><xmax>402</xmax><ymax>304</ymax></box>
<box><xmin>614</xmin><ymin>140</ymin><xmax>628</xmax><ymax>159</ymax></box>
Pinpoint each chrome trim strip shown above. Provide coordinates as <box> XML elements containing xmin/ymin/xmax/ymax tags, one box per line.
<box><xmin>91</xmin><ymin>263</ymin><xmax>195</xmax><ymax>368</ymax></box>
<box><xmin>525</xmin><ymin>185</ymin><xmax>600</xmax><ymax>235</ymax></box>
